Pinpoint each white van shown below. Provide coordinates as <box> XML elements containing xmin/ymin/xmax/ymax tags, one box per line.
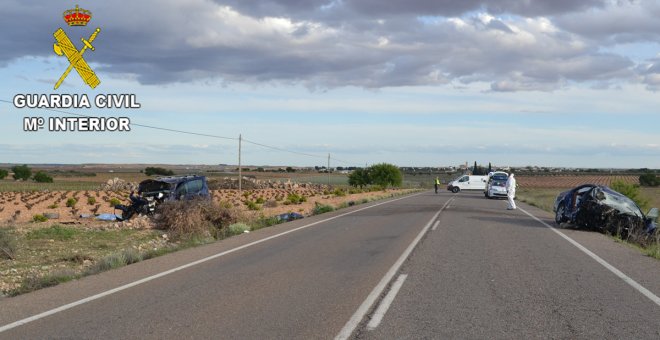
<box><xmin>447</xmin><ymin>175</ymin><xmax>487</xmax><ymax>193</ymax></box>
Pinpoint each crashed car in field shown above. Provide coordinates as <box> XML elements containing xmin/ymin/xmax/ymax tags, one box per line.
<box><xmin>115</xmin><ymin>175</ymin><xmax>210</xmax><ymax>221</ymax></box>
<box><xmin>553</xmin><ymin>184</ymin><xmax>658</xmax><ymax>236</ymax></box>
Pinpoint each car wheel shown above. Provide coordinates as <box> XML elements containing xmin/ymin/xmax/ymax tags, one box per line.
<box><xmin>555</xmin><ymin>203</ymin><xmax>566</xmax><ymax>225</ymax></box>
<box><xmin>451</xmin><ymin>187</ymin><xmax>460</xmax><ymax>193</ymax></box>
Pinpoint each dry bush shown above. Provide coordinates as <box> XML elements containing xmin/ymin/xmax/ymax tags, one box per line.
<box><xmin>155</xmin><ymin>199</ymin><xmax>241</xmax><ymax>239</ymax></box>
<box><xmin>0</xmin><ymin>228</ymin><xmax>17</xmax><ymax>260</ymax></box>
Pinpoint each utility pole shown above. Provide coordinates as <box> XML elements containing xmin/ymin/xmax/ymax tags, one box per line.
<box><xmin>238</xmin><ymin>134</ymin><xmax>242</xmax><ymax>194</ymax></box>
<box><xmin>327</xmin><ymin>153</ymin><xmax>330</xmax><ymax>186</ymax></box>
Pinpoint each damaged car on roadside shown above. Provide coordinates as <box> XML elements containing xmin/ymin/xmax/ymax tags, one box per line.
<box><xmin>553</xmin><ymin>184</ymin><xmax>658</xmax><ymax>237</ymax></box>
<box><xmin>115</xmin><ymin>175</ymin><xmax>210</xmax><ymax>221</ymax></box>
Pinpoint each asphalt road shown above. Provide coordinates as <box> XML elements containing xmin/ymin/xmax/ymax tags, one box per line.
<box><xmin>0</xmin><ymin>191</ymin><xmax>659</xmax><ymax>339</ymax></box>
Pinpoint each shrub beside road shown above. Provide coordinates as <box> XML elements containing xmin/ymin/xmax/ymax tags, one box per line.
<box><xmin>0</xmin><ymin>187</ymin><xmax>418</xmax><ymax>296</ymax></box>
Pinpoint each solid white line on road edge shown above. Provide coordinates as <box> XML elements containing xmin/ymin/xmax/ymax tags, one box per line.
<box><xmin>335</xmin><ymin>200</ymin><xmax>448</xmax><ymax>340</ymax></box>
<box><xmin>366</xmin><ymin>274</ymin><xmax>408</xmax><ymax>331</ymax></box>
<box><xmin>0</xmin><ymin>192</ymin><xmax>426</xmax><ymax>334</ymax></box>
<box><xmin>431</xmin><ymin>221</ymin><xmax>440</xmax><ymax>231</ymax></box>
<box><xmin>518</xmin><ymin>207</ymin><xmax>660</xmax><ymax>308</ymax></box>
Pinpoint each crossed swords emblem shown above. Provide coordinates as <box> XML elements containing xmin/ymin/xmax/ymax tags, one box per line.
<box><xmin>53</xmin><ymin>28</ymin><xmax>101</xmax><ymax>90</ymax></box>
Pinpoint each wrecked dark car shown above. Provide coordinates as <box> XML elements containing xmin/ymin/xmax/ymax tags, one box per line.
<box><xmin>115</xmin><ymin>175</ymin><xmax>210</xmax><ymax>221</ymax></box>
<box><xmin>553</xmin><ymin>184</ymin><xmax>658</xmax><ymax>237</ymax></box>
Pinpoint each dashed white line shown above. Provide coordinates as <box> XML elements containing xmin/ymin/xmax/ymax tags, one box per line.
<box><xmin>366</xmin><ymin>274</ymin><xmax>408</xmax><ymax>330</ymax></box>
<box><xmin>518</xmin><ymin>206</ymin><xmax>660</xmax><ymax>307</ymax></box>
<box><xmin>431</xmin><ymin>196</ymin><xmax>454</xmax><ymax>231</ymax></box>
<box><xmin>0</xmin><ymin>192</ymin><xmax>425</xmax><ymax>334</ymax></box>
<box><xmin>335</xmin><ymin>195</ymin><xmax>454</xmax><ymax>340</ymax></box>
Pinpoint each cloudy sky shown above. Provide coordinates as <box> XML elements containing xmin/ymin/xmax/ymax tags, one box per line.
<box><xmin>0</xmin><ymin>0</ymin><xmax>658</xmax><ymax>168</ymax></box>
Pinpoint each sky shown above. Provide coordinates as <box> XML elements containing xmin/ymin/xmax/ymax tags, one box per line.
<box><xmin>0</xmin><ymin>0</ymin><xmax>658</xmax><ymax>168</ymax></box>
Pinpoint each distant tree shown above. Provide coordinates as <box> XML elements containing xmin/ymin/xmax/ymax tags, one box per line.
<box><xmin>348</xmin><ymin>168</ymin><xmax>371</xmax><ymax>188</ymax></box>
<box><xmin>286</xmin><ymin>167</ymin><xmax>296</xmax><ymax>173</ymax></box>
<box><xmin>256</xmin><ymin>167</ymin><xmax>265</xmax><ymax>172</ymax></box>
<box><xmin>11</xmin><ymin>165</ymin><xmax>31</xmax><ymax>181</ymax></box>
<box><xmin>33</xmin><ymin>171</ymin><xmax>53</xmax><ymax>183</ymax></box>
<box><xmin>0</xmin><ymin>169</ymin><xmax>8</xmax><ymax>180</ymax></box>
<box><xmin>473</xmin><ymin>161</ymin><xmax>478</xmax><ymax>175</ymax></box>
<box><xmin>369</xmin><ymin>163</ymin><xmax>403</xmax><ymax>188</ymax></box>
<box><xmin>639</xmin><ymin>173</ymin><xmax>660</xmax><ymax>187</ymax></box>
<box><xmin>488</xmin><ymin>162</ymin><xmax>492</xmax><ymax>173</ymax></box>
<box><xmin>144</xmin><ymin>167</ymin><xmax>174</xmax><ymax>176</ymax></box>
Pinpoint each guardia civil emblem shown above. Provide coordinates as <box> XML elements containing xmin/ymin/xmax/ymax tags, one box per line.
<box><xmin>52</xmin><ymin>5</ymin><xmax>101</xmax><ymax>90</ymax></box>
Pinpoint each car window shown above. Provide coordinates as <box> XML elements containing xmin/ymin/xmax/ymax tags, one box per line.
<box><xmin>175</xmin><ymin>183</ymin><xmax>187</xmax><ymax>195</ymax></box>
<box><xmin>599</xmin><ymin>188</ymin><xmax>644</xmax><ymax>217</ymax></box>
<box><xmin>173</xmin><ymin>178</ymin><xmax>205</xmax><ymax>197</ymax></box>
<box><xmin>459</xmin><ymin>176</ymin><xmax>468</xmax><ymax>182</ymax></box>
<box><xmin>185</xmin><ymin>179</ymin><xmax>204</xmax><ymax>194</ymax></box>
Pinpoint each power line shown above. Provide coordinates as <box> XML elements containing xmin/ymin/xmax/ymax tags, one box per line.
<box><xmin>0</xmin><ymin>99</ymin><xmax>237</xmax><ymax>141</ymax></box>
<box><xmin>0</xmin><ymin>98</ymin><xmax>363</xmax><ymax>166</ymax></box>
<box><xmin>242</xmin><ymin>138</ymin><xmax>327</xmax><ymax>160</ymax></box>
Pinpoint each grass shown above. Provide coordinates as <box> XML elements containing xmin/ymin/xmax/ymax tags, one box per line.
<box><xmin>515</xmin><ymin>188</ymin><xmax>560</xmax><ymax>212</ymax></box>
<box><xmin>26</xmin><ymin>225</ymin><xmax>78</xmax><ymax>241</ymax></box>
<box><xmin>0</xmin><ymin>228</ymin><xmax>17</xmax><ymax>260</ymax></box>
<box><xmin>0</xmin><ymin>180</ymin><xmax>100</xmax><ymax>192</ymax></box>
<box><xmin>66</xmin><ymin>198</ymin><xmax>77</xmax><ymax>208</ymax></box>
<box><xmin>644</xmin><ymin>242</ymin><xmax>660</xmax><ymax>259</ymax></box>
<box><xmin>249</xmin><ymin>215</ymin><xmax>282</xmax><ymax>231</ymax></box>
<box><xmin>109</xmin><ymin>198</ymin><xmax>121</xmax><ymax>207</ymax></box>
<box><xmin>313</xmin><ymin>204</ymin><xmax>335</xmax><ymax>215</ymax></box>
<box><xmin>227</xmin><ymin>223</ymin><xmax>250</xmax><ymax>236</ymax></box>
<box><xmin>3</xmin><ymin>227</ymin><xmax>169</xmax><ymax>296</ymax></box>
<box><xmin>1</xmin><ymin>188</ymin><xmax>420</xmax><ymax>296</ymax></box>
<box><xmin>32</xmin><ymin>214</ymin><xmax>49</xmax><ymax>222</ymax></box>
<box><xmin>284</xmin><ymin>193</ymin><xmax>307</xmax><ymax>205</ymax></box>
<box><xmin>10</xmin><ymin>269</ymin><xmax>78</xmax><ymax>296</ymax></box>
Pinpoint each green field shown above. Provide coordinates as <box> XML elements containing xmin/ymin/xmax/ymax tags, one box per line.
<box><xmin>0</xmin><ymin>180</ymin><xmax>101</xmax><ymax>192</ymax></box>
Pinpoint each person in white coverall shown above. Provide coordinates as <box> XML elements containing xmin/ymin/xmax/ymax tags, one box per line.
<box><xmin>506</xmin><ymin>173</ymin><xmax>517</xmax><ymax>210</ymax></box>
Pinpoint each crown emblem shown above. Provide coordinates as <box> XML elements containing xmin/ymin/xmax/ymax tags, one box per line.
<box><xmin>63</xmin><ymin>5</ymin><xmax>92</xmax><ymax>26</ymax></box>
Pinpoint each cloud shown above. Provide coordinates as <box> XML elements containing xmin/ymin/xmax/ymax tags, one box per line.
<box><xmin>555</xmin><ymin>0</ymin><xmax>660</xmax><ymax>44</ymax></box>
<box><xmin>636</xmin><ymin>56</ymin><xmax>660</xmax><ymax>91</ymax></box>
<box><xmin>218</xmin><ymin>0</ymin><xmax>608</xmax><ymax>18</ymax></box>
<box><xmin>0</xmin><ymin>0</ymin><xmax>651</xmax><ymax>91</ymax></box>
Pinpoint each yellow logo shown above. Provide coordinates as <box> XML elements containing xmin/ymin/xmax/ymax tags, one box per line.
<box><xmin>53</xmin><ymin>5</ymin><xmax>101</xmax><ymax>90</ymax></box>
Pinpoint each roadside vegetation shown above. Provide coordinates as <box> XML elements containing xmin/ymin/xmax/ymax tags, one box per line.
<box><xmin>0</xmin><ymin>186</ymin><xmax>418</xmax><ymax>297</ymax></box>
<box><xmin>348</xmin><ymin>163</ymin><xmax>403</xmax><ymax>189</ymax></box>
<box><xmin>144</xmin><ymin>167</ymin><xmax>174</xmax><ymax>176</ymax></box>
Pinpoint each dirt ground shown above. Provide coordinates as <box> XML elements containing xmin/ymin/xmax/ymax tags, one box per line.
<box><xmin>0</xmin><ymin>188</ymin><xmax>410</xmax><ymax>226</ymax></box>
<box><xmin>0</xmin><ymin>188</ymin><xmax>416</xmax><ymax>295</ymax></box>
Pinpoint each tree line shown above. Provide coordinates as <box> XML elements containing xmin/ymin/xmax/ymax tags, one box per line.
<box><xmin>348</xmin><ymin>163</ymin><xmax>402</xmax><ymax>188</ymax></box>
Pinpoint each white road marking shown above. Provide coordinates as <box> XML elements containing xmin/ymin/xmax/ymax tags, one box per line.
<box><xmin>335</xmin><ymin>198</ymin><xmax>450</xmax><ymax>340</ymax></box>
<box><xmin>518</xmin><ymin>206</ymin><xmax>660</xmax><ymax>307</ymax></box>
<box><xmin>366</xmin><ymin>274</ymin><xmax>408</xmax><ymax>331</ymax></box>
<box><xmin>432</xmin><ymin>196</ymin><xmax>454</xmax><ymax>231</ymax></box>
<box><xmin>0</xmin><ymin>192</ymin><xmax>425</xmax><ymax>334</ymax></box>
